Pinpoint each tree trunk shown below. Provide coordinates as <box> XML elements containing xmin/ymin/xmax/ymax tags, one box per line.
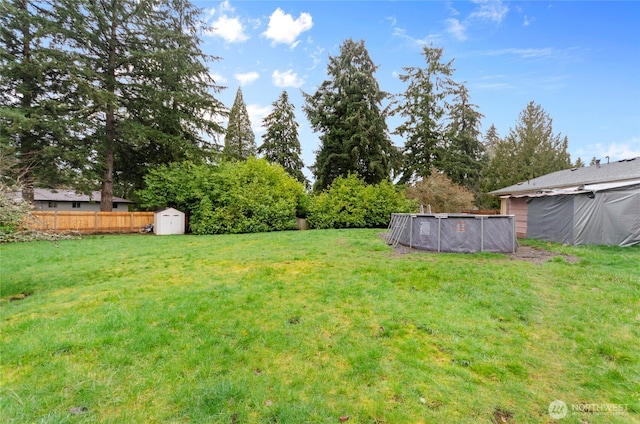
<box><xmin>100</xmin><ymin>145</ymin><xmax>114</xmax><ymax>211</ymax></box>
<box><xmin>100</xmin><ymin>15</ymin><xmax>118</xmax><ymax>212</ymax></box>
<box><xmin>19</xmin><ymin>0</ymin><xmax>35</xmax><ymax>204</ymax></box>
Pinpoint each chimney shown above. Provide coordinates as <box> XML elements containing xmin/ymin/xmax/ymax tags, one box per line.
<box><xmin>596</xmin><ymin>159</ymin><xmax>601</xmax><ymax>168</ymax></box>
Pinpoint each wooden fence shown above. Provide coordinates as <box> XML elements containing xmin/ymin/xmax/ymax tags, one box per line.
<box><xmin>28</xmin><ymin>211</ymin><xmax>154</xmax><ymax>234</ymax></box>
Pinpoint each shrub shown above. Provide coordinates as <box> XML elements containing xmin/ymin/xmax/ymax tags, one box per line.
<box><xmin>405</xmin><ymin>169</ymin><xmax>475</xmax><ymax>213</ymax></box>
<box><xmin>0</xmin><ymin>184</ymin><xmax>81</xmax><ymax>243</ymax></box>
<box><xmin>137</xmin><ymin>161</ymin><xmax>220</xmax><ymax>213</ymax></box>
<box><xmin>191</xmin><ymin>158</ymin><xmax>306</xmax><ymax>234</ymax></box>
<box><xmin>0</xmin><ymin>185</ymin><xmax>31</xmax><ymax>236</ymax></box>
<box><xmin>307</xmin><ymin>174</ymin><xmax>415</xmax><ymax>229</ymax></box>
<box><xmin>138</xmin><ymin>158</ymin><xmax>307</xmax><ymax>234</ymax></box>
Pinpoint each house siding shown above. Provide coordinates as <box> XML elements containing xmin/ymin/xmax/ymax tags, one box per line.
<box><xmin>506</xmin><ymin>197</ymin><xmax>528</xmax><ymax>238</ymax></box>
<box><xmin>34</xmin><ymin>201</ymin><xmax>102</xmax><ymax>212</ymax></box>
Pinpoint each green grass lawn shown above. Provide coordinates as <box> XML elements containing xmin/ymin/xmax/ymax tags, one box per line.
<box><xmin>1</xmin><ymin>229</ymin><xmax>638</xmax><ymax>423</ymax></box>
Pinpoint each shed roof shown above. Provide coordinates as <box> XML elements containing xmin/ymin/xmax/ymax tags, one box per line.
<box><xmin>490</xmin><ymin>157</ymin><xmax>640</xmax><ymax>195</ymax></box>
<box><xmin>12</xmin><ymin>188</ymin><xmax>132</xmax><ymax>203</ymax></box>
<box><xmin>154</xmin><ymin>207</ymin><xmax>184</xmax><ymax>214</ymax></box>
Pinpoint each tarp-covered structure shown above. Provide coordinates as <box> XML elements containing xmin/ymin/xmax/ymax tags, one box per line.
<box><xmin>490</xmin><ymin>157</ymin><xmax>640</xmax><ymax>247</ymax></box>
<box><xmin>386</xmin><ymin>213</ymin><xmax>516</xmax><ymax>253</ymax></box>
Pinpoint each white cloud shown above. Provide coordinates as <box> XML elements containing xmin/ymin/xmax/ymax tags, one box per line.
<box><xmin>272</xmin><ymin>69</ymin><xmax>304</xmax><ymax>88</ymax></box>
<box><xmin>204</xmin><ymin>7</ymin><xmax>216</xmax><ymax>20</ymax></box>
<box><xmin>206</xmin><ymin>15</ymin><xmax>248</xmax><ymax>43</ymax></box>
<box><xmin>307</xmin><ymin>45</ymin><xmax>325</xmax><ymax>71</ymax></box>
<box><xmin>523</xmin><ymin>15</ymin><xmax>535</xmax><ymax>26</ymax></box>
<box><xmin>218</xmin><ymin>0</ymin><xmax>234</xmax><ymax>13</ymax></box>
<box><xmin>582</xmin><ymin>141</ymin><xmax>640</xmax><ymax>162</ymax></box>
<box><xmin>234</xmin><ymin>71</ymin><xmax>259</xmax><ymax>86</ymax></box>
<box><xmin>447</xmin><ymin>3</ymin><xmax>461</xmax><ymax>17</ymax></box>
<box><xmin>446</xmin><ymin>18</ymin><xmax>467</xmax><ymax>41</ymax></box>
<box><xmin>392</xmin><ymin>27</ymin><xmax>443</xmax><ymax>48</ymax></box>
<box><xmin>484</xmin><ymin>47</ymin><xmax>555</xmax><ymax>59</ymax></box>
<box><xmin>248</xmin><ymin>17</ymin><xmax>262</xmax><ymax>30</ymax></box>
<box><xmin>470</xmin><ymin>73</ymin><xmax>567</xmax><ymax>92</ymax></box>
<box><xmin>470</xmin><ymin>0</ymin><xmax>509</xmax><ymax>23</ymax></box>
<box><xmin>263</xmin><ymin>8</ymin><xmax>313</xmax><ymax>46</ymax></box>
<box><xmin>472</xmin><ymin>78</ymin><xmax>513</xmax><ymax>91</ymax></box>
<box><xmin>247</xmin><ymin>104</ymin><xmax>271</xmax><ymax>133</ymax></box>
<box><xmin>210</xmin><ymin>72</ymin><xmax>227</xmax><ymax>84</ymax></box>
<box><xmin>476</xmin><ymin>46</ymin><xmax>582</xmax><ymax>67</ymax></box>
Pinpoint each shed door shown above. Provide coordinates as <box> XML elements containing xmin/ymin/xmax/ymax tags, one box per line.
<box><xmin>163</xmin><ymin>213</ymin><xmax>181</xmax><ymax>233</ymax></box>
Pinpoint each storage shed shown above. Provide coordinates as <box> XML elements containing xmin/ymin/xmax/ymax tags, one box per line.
<box><xmin>154</xmin><ymin>208</ymin><xmax>185</xmax><ymax>235</ymax></box>
<box><xmin>490</xmin><ymin>157</ymin><xmax>640</xmax><ymax>246</ymax></box>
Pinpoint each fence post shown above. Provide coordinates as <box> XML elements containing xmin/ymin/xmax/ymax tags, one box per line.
<box><xmin>437</xmin><ymin>217</ymin><xmax>441</xmax><ymax>253</ymax></box>
<box><xmin>480</xmin><ymin>216</ymin><xmax>484</xmax><ymax>252</ymax></box>
<box><xmin>512</xmin><ymin>216</ymin><xmax>516</xmax><ymax>253</ymax></box>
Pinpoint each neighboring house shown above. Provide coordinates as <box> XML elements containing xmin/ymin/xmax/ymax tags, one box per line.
<box><xmin>12</xmin><ymin>188</ymin><xmax>133</xmax><ymax>212</ymax></box>
<box><xmin>490</xmin><ymin>157</ymin><xmax>640</xmax><ymax>246</ymax></box>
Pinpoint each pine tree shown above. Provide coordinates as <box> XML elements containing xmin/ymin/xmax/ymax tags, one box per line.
<box><xmin>574</xmin><ymin>157</ymin><xmax>585</xmax><ymax>168</ymax></box>
<box><xmin>50</xmin><ymin>0</ymin><xmax>225</xmax><ymax>210</ymax></box>
<box><xmin>483</xmin><ymin>124</ymin><xmax>501</xmax><ymax>159</ymax></box>
<box><xmin>259</xmin><ymin>91</ymin><xmax>307</xmax><ymax>186</ymax></box>
<box><xmin>303</xmin><ymin>38</ymin><xmax>397</xmax><ymax>191</ymax></box>
<box><xmin>392</xmin><ymin>45</ymin><xmax>457</xmax><ymax>183</ymax></box>
<box><xmin>116</xmin><ymin>0</ymin><xmax>226</xmax><ymax>197</ymax></box>
<box><xmin>0</xmin><ymin>0</ymin><xmax>80</xmax><ymax>200</ymax></box>
<box><xmin>485</xmin><ymin>101</ymin><xmax>572</xmax><ymax>193</ymax></box>
<box><xmin>439</xmin><ymin>83</ymin><xmax>485</xmax><ymax>188</ymax></box>
<box><xmin>224</xmin><ymin>87</ymin><xmax>256</xmax><ymax>161</ymax></box>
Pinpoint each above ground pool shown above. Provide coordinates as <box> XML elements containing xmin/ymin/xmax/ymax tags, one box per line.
<box><xmin>386</xmin><ymin>213</ymin><xmax>517</xmax><ymax>253</ymax></box>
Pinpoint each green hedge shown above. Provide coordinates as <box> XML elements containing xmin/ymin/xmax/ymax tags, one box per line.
<box><xmin>307</xmin><ymin>174</ymin><xmax>416</xmax><ymax>229</ymax></box>
<box><xmin>138</xmin><ymin>158</ymin><xmax>307</xmax><ymax>234</ymax></box>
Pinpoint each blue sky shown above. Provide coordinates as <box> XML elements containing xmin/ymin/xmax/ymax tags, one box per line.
<box><xmin>193</xmin><ymin>0</ymin><xmax>640</xmax><ymax>176</ymax></box>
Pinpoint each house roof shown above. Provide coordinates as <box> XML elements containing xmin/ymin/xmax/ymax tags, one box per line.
<box><xmin>490</xmin><ymin>157</ymin><xmax>640</xmax><ymax>195</ymax></box>
<box><xmin>12</xmin><ymin>188</ymin><xmax>132</xmax><ymax>203</ymax></box>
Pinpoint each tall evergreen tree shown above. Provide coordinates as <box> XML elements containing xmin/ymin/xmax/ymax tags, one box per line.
<box><xmin>224</xmin><ymin>87</ymin><xmax>256</xmax><ymax>161</ymax></box>
<box><xmin>484</xmin><ymin>101</ymin><xmax>572</xmax><ymax>193</ymax></box>
<box><xmin>440</xmin><ymin>83</ymin><xmax>485</xmax><ymax>188</ymax></box>
<box><xmin>259</xmin><ymin>91</ymin><xmax>307</xmax><ymax>186</ymax></box>
<box><xmin>303</xmin><ymin>38</ymin><xmax>397</xmax><ymax>192</ymax></box>
<box><xmin>115</xmin><ymin>0</ymin><xmax>226</xmax><ymax>197</ymax></box>
<box><xmin>0</xmin><ymin>0</ymin><xmax>80</xmax><ymax>200</ymax></box>
<box><xmin>392</xmin><ymin>45</ymin><xmax>457</xmax><ymax>183</ymax></box>
<box><xmin>482</xmin><ymin>124</ymin><xmax>501</xmax><ymax>159</ymax></box>
<box><xmin>51</xmin><ymin>0</ymin><xmax>225</xmax><ymax>210</ymax></box>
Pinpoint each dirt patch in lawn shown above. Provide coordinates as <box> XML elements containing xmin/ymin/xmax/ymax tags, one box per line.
<box><xmin>8</xmin><ymin>291</ymin><xmax>34</xmax><ymax>301</ymax></box>
<box><xmin>508</xmin><ymin>245</ymin><xmax>579</xmax><ymax>265</ymax></box>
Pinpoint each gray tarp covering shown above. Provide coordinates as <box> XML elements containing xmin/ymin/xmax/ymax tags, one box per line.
<box><xmin>573</xmin><ymin>194</ymin><xmax>603</xmax><ymax>244</ymax></box>
<box><xmin>386</xmin><ymin>214</ymin><xmax>516</xmax><ymax>253</ymax></box>
<box><xmin>526</xmin><ymin>195</ymin><xmax>574</xmax><ymax>244</ymax></box>
<box><xmin>525</xmin><ymin>185</ymin><xmax>640</xmax><ymax>247</ymax></box>
<box><xmin>574</xmin><ymin>188</ymin><xmax>640</xmax><ymax>246</ymax></box>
